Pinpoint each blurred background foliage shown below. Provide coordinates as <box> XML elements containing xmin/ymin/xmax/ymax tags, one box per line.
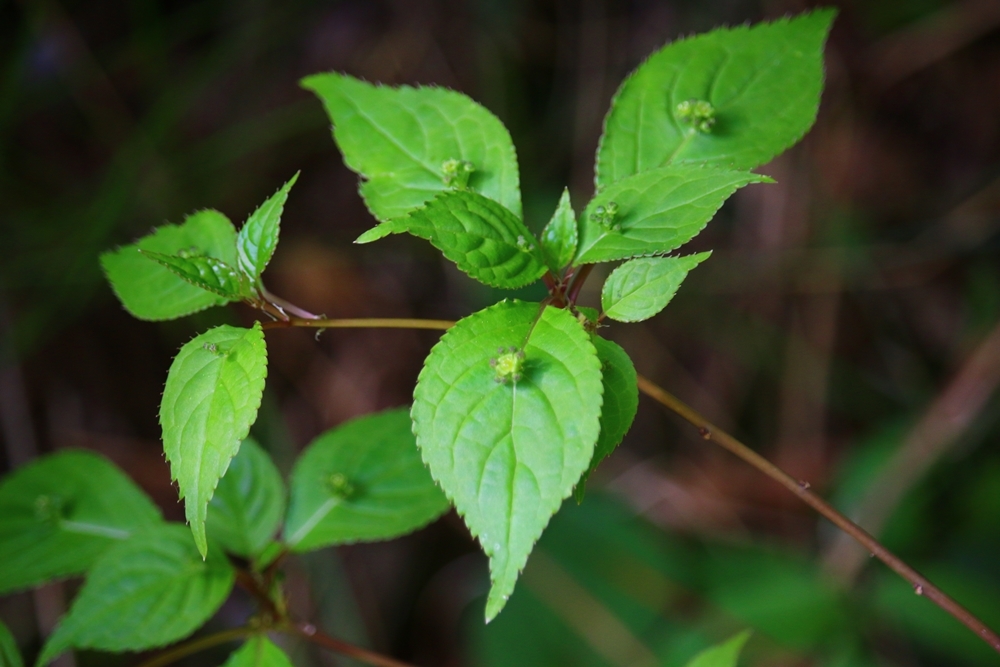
<box><xmin>2</xmin><ymin>0</ymin><xmax>1000</xmax><ymax>665</ymax></box>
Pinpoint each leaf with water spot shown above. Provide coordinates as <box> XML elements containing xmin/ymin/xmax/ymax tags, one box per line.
<box><xmin>140</xmin><ymin>250</ymin><xmax>250</xmax><ymax>300</ymax></box>
<box><xmin>101</xmin><ymin>210</ymin><xmax>240</xmax><ymax>320</ymax></box>
<box><xmin>160</xmin><ymin>323</ymin><xmax>268</xmax><ymax>558</ymax></box>
<box><xmin>575</xmin><ymin>165</ymin><xmax>767</xmax><ymax>265</ymax></box>
<box><xmin>207</xmin><ymin>438</ymin><xmax>286</xmax><ymax>559</ymax></box>
<box><xmin>302</xmin><ymin>72</ymin><xmax>522</xmax><ymax>223</ymax></box>
<box><xmin>539</xmin><ymin>188</ymin><xmax>577</xmax><ymax>272</ymax></box>
<box><xmin>221</xmin><ymin>636</ymin><xmax>293</xmax><ymax>667</ymax></box>
<box><xmin>36</xmin><ymin>525</ymin><xmax>235</xmax><ymax>666</ymax></box>
<box><xmin>596</xmin><ymin>9</ymin><xmax>835</xmax><ymax>187</ymax></box>
<box><xmin>601</xmin><ymin>252</ymin><xmax>711</xmax><ymax>322</ymax></box>
<box><xmin>413</xmin><ymin>300</ymin><xmax>604</xmax><ymax>621</ymax></box>
<box><xmin>236</xmin><ymin>173</ymin><xmax>299</xmax><ymax>283</ymax></box>
<box><xmin>284</xmin><ymin>408</ymin><xmax>449</xmax><ymax>552</ymax></box>
<box><xmin>0</xmin><ymin>450</ymin><xmax>163</xmax><ymax>595</ymax></box>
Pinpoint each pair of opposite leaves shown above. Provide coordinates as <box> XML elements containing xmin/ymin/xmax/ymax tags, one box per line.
<box><xmin>302</xmin><ymin>10</ymin><xmax>834</xmax><ymax>620</ymax></box>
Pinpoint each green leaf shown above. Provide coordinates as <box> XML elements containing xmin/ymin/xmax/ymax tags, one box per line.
<box><xmin>365</xmin><ymin>190</ymin><xmax>546</xmax><ymax>289</ymax></box>
<box><xmin>574</xmin><ymin>166</ymin><xmax>767</xmax><ymax>265</ymax></box>
<box><xmin>284</xmin><ymin>408</ymin><xmax>449</xmax><ymax>552</ymax></box>
<box><xmin>684</xmin><ymin>631</ymin><xmax>751</xmax><ymax>667</ymax></box>
<box><xmin>100</xmin><ymin>210</ymin><xmax>239</xmax><ymax>320</ymax></box>
<box><xmin>412</xmin><ymin>300</ymin><xmax>604</xmax><ymax>621</ymax></box>
<box><xmin>539</xmin><ymin>188</ymin><xmax>578</xmax><ymax>272</ymax></box>
<box><xmin>302</xmin><ymin>72</ymin><xmax>522</xmax><ymax>222</ymax></box>
<box><xmin>0</xmin><ymin>620</ymin><xmax>23</xmax><ymax>667</ymax></box>
<box><xmin>140</xmin><ymin>250</ymin><xmax>249</xmax><ymax>300</ymax></box>
<box><xmin>596</xmin><ymin>9</ymin><xmax>835</xmax><ymax>187</ymax></box>
<box><xmin>601</xmin><ymin>252</ymin><xmax>710</xmax><ymax>322</ymax></box>
<box><xmin>160</xmin><ymin>323</ymin><xmax>268</xmax><ymax>557</ymax></box>
<box><xmin>207</xmin><ymin>438</ymin><xmax>286</xmax><ymax>559</ymax></box>
<box><xmin>222</xmin><ymin>636</ymin><xmax>293</xmax><ymax>667</ymax></box>
<box><xmin>574</xmin><ymin>337</ymin><xmax>638</xmax><ymax>501</ymax></box>
<box><xmin>36</xmin><ymin>525</ymin><xmax>235</xmax><ymax>666</ymax></box>
<box><xmin>237</xmin><ymin>173</ymin><xmax>299</xmax><ymax>282</ymax></box>
<box><xmin>0</xmin><ymin>450</ymin><xmax>162</xmax><ymax>595</ymax></box>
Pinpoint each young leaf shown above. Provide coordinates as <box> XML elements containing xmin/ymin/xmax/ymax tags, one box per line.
<box><xmin>207</xmin><ymin>438</ymin><xmax>286</xmax><ymax>559</ymax></box>
<box><xmin>0</xmin><ymin>450</ymin><xmax>162</xmax><ymax>595</ymax></box>
<box><xmin>412</xmin><ymin>300</ymin><xmax>604</xmax><ymax>621</ymax></box>
<box><xmin>0</xmin><ymin>620</ymin><xmax>23</xmax><ymax>667</ymax></box>
<box><xmin>140</xmin><ymin>251</ymin><xmax>249</xmax><ymax>300</ymax></box>
<box><xmin>540</xmin><ymin>188</ymin><xmax>578</xmax><ymax>272</ymax></box>
<box><xmin>684</xmin><ymin>631</ymin><xmax>751</xmax><ymax>667</ymax></box>
<box><xmin>574</xmin><ymin>336</ymin><xmax>638</xmax><ymax>501</ymax></box>
<box><xmin>302</xmin><ymin>72</ymin><xmax>522</xmax><ymax>222</ymax></box>
<box><xmin>160</xmin><ymin>323</ymin><xmax>268</xmax><ymax>558</ymax></box>
<box><xmin>36</xmin><ymin>525</ymin><xmax>235</xmax><ymax>666</ymax></box>
<box><xmin>363</xmin><ymin>190</ymin><xmax>546</xmax><ymax>289</ymax></box>
<box><xmin>236</xmin><ymin>173</ymin><xmax>299</xmax><ymax>283</ymax></box>
<box><xmin>575</xmin><ymin>165</ymin><xmax>768</xmax><ymax>265</ymax></box>
<box><xmin>601</xmin><ymin>252</ymin><xmax>711</xmax><ymax>322</ymax></box>
<box><xmin>222</xmin><ymin>636</ymin><xmax>293</xmax><ymax>667</ymax></box>
<box><xmin>284</xmin><ymin>408</ymin><xmax>449</xmax><ymax>552</ymax></box>
<box><xmin>596</xmin><ymin>9</ymin><xmax>835</xmax><ymax>187</ymax></box>
<box><xmin>101</xmin><ymin>210</ymin><xmax>240</xmax><ymax>320</ymax></box>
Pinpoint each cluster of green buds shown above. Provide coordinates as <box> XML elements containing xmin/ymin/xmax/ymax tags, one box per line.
<box><xmin>490</xmin><ymin>346</ymin><xmax>526</xmax><ymax>384</ymax></box>
<box><xmin>327</xmin><ymin>472</ymin><xmax>356</xmax><ymax>500</ymax></box>
<box><xmin>675</xmin><ymin>99</ymin><xmax>717</xmax><ymax>133</ymax></box>
<box><xmin>441</xmin><ymin>158</ymin><xmax>476</xmax><ymax>189</ymax></box>
<box><xmin>593</xmin><ymin>201</ymin><xmax>621</xmax><ymax>232</ymax></box>
<box><xmin>34</xmin><ymin>494</ymin><xmax>66</xmax><ymax>523</ymax></box>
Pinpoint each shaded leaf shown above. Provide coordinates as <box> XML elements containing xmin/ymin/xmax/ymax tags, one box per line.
<box><xmin>0</xmin><ymin>450</ymin><xmax>162</xmax><ymax>595</ymax></box>
<box><xmin>685</xmin><ymin>631</ymin><xmax>751</xmax><ymax>667</ymax></box>
<box><xmin>207</xmin><ymin>438</ymin><xmax>285</xmax><ymax>559</ymax></box>
<box><xmin>302</xmin><ymin>72</ymin><xmax>522</xmax><ymax>221</ymax></box>
<box><xmin>284</xmin><ymin>408</ymin><xmax>449</xmax><ymax>552</ymax></box>
<box><xmin>160</xmin><ymin>323</ymin><xmax>268</xmax><ymax>557</ymax></box>
<box><xmin>601</xmin><ymin>252</ymin><xmax>710</xmax><ymax>322</ymax></box>
<box><xmin>361</xmin><ymin>190</ymin><xmax>546</xmax><ymax>289</ymax></box>
<box><xmin>0</xmin><ymin>620</ymin><xmax>23</xmax><ymax>667</ymax></box>
<box><xmin>222</xmin><ymin>636</ymin><xmax>293</xmax><ymax>667</ymax></box>
<box><xmin>100</xmin><ymin>210</ymin><xmax>239</xmax><ymax>320</ymax></box>
<box><xmin>412</xmin><ymin>300</ymin><xmax>603</xmax><ymax>621</ymax></box>
<box><xmin>140</xmin><ymin>250</ymin><xmax>248</xmax><ymax>300</ymax></box>
<box><xmin>237</xmin><ymin>173</ymin><xmax>299</xmax><ymax>282</ymax></box>
<box><xmin>540</xmin><ymin>188</ymin><xmax>578</xmax><ymax>272</ymax></box>
<box><xmin>574</xmin><ymin>337</ymin><xmax>638</xmax><ymax>501</ymax></box>
<box><xmin>596</xmin><ymin>9</ymin><xmax>835</xmax><ymax>187</ymax></box>
<box><xmin>36</xmin><ymin>525</ymin><xmax>235</xmax><ymax>666</ymax></box>
<box><xmin>575</xmin><ymin>166</ymin><xmax>767</xmax><ymax>265</ymax></box>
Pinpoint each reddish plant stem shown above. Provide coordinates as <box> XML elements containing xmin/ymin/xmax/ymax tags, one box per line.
<box><xmin>261</xmin><ymin>317</ymin><xmax>457</xmax><ymax>331</ymax></box>
<box><xmin>565</xmin><ymin>263</ymin><xmax>593</xmax><ymax>305</ymax></box>
<box><xmin>635</xmin><ymin>374</ymin><xmax>1000</xmax><ymax>654</ymax></box>
<box><xmin>284</xmin><ymin>622</ymin><xmax>417</xmax><ymax>667</ymax></box>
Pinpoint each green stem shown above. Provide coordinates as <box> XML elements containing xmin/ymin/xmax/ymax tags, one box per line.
<box><xmin>135</xmin><ymin>627</ymin><xmax>253</xmax><ymax>667</ymax></box>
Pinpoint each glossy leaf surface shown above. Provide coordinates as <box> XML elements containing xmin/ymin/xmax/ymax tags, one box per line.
<box><xmin>160</xmin><ymin>323</ymin><xmax>268</xmax><ymax>557</ymax></box>
<box><xmin>596</xmin><ymin>9</ymin><xmax>834</xmax><ymax>187</ymax></box>
<box><xmin>0</xmin><ymin>450</ymin><xmax>162</xmax><ymax>595</ymax></box>
<box><xmin>284</xmin><ymin>408</ymin><xmax>449</xmax><ymax>552</ymax></box>
<box><xmin>575</xmin><ymin>166</ymin><xmax>767</xmax><ymax>265</ymax></box>
<box><xmin>207</xmin><ymin>438</ymin><xmax>285</xmax><ymax>558</ymax></box>
<box><xmin>100</xmin><ymin>210</ymin><xmax>239</xmax><ymax>320</ymax></box>
<box><xmin>302</xmin><ymin>73</ymin><xmax>521</xmax><ymax>221</ymax></box>
<box><xmin>236</xmin><ymin>173</ymin><xmax>299</xmax><ymax>282</ymax></box>
<box><xmin>37</xmin><ymin>525</ymin><xmax>235</xmax><ymax>666</ymax></box>
<box><xmin>601</xmin><ymin>252</ymin><xmax>710</xmax><ymax>322</ymax></box>
<box><xmin>413</xmin><ymin>300</ymin><xmax>603</xmax><ymax>621</ymax></box>
<box><xmin>540</xmin><ymin>188</ymin><xmax>578</xmax><ymax>272</ymax></box>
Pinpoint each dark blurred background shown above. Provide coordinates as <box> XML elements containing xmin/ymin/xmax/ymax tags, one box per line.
<box><xmin>3</xmin><ymin>0</ymin><xmax>1000</xmax><ymax>665</ymax></box>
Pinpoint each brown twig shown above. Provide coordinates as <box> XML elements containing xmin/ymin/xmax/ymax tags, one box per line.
<box><xmin>284</xmin><ymin>622</ymin><xmax>417</xmax><ymax>667</ymax></box>
<box><xmin>635</xmin><ymin>373</ymin><xmax>1000</xmax><ymax>654</ymax></box>
<box><xmin>135</xmin><ymin>628</ymin><xmax>253</xmax><ymax>667</ymax></box>
<box><xmin>261</xmin><ymin>317</ymin><xmax>456</xmax><ymax>331</ymax></box>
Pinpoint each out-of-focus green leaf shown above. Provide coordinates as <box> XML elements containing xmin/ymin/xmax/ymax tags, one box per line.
<box><xmin>207</xmin><ymin>438</ymin><xmax>285</xmax><ymax>559</ymax></box>
<box><xmin>160</xmin><ymin>323</ymin><xmax>268</xmax><ymax>557</ymax></box>
<box><xmin>100</xmin><ymin>210</ymin><xmax>239</xmax><ymax>320</ymax></box>
<box><xmin>684</xmin><ymin>631</ymin><xmax>750</xmax><ymax>667</ymax></box>
<box><xmin>302</xmin><ymin>72</ymin><xmax>522</xmax><ymax>221</ymax></box>
<box><xmin>236</xmin><ymin>173</ymin><xmax>299</xmax><ymax>282</ymax></box>
<box><xmin>0</xmin><ymin>450</ymin><xmax>162</xmax><ymax>595</ymax></box>
<box><xmin>413</xmin><ymin>300</ymin><xmax>604</xmax><ymax>621</ymax></box>
<box><xmin>0</xmin><ymin>620</ymin><xmax>23</xmax><ymax>667</ymax></box>
<box><xmin>36</xmin><ymin>525</ymin><xmax>235</xmax><ymax>666</ymax></box>
<box><xmin>222</xmin><ymin>636</ymin><xmax>293</xmax><ymax>667</ymax></box>
<box><xmin>596</xmin><ymin>9</ymin><xmax>835</xmax><ymax>187</ymax></box>
<box><xmin>283</xmin><ymin>408</ymin><xmax>449</xmax><ymax>552</ymax></box>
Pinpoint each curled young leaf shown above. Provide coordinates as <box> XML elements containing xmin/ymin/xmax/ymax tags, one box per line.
<box><xmin>540</xmin><ymin>188</ymin><xmax>578</xmax><ymax>273</ymax></box>
<box><xmin>140</xmin><ymin>250</ymin><xmax>249</xmax><ymax>300</ymax></box>
<box><xmin>236</xmin><ymin>173</ymin><xmax>299</xmax><ymax>283</ymax></box>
